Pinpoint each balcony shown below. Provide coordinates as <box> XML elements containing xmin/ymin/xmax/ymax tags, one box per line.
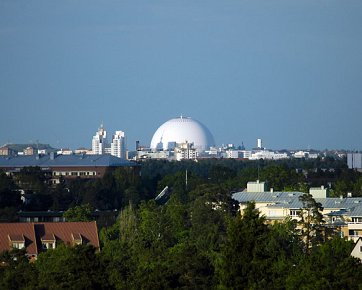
<box><xmin>348</xmin><ymin>223</ymin><xmax>362</xmax><ymax>230</ymax></box>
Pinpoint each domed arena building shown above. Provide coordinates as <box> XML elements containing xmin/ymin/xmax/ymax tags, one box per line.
<box><xmin>150</xmin><ymin>116</ymin><xmax>215</xmax><ymax>151</ymax></box>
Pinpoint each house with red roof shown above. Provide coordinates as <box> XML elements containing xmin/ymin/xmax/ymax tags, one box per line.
<box><xmin>0</xmin><ymin>222</ymin><xmax>99</xmax><ymax>259</ymax></box>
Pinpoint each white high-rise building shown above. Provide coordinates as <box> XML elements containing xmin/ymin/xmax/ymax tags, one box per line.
<box><xmin>257</xmin><ymin>138</ymin><xmax>262</xmax><ymax>149</ymax></box>
<box><xmin>111</xmin><ymin>131</ymin><xmax>126</xmax><ymax>159</ymax></box>
<box><xmin>92</xmin><ymin>124</ymin><xmax>108</xmax><ymax>155</ymax></box>
<box><xmin>174</xmin><ymin>141</ymin><xmax>197</xmax><ymax>161</ymax></box>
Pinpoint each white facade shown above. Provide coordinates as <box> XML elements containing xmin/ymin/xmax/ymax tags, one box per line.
<box><xmin>57</xmin><ymin>149</ymin><xmax>73</xmax><ymax>155</ymax></box>
<box><xmin>240</xmin><ymin>150</ymin><xmax>252</xmax><ymax>158</ymax></box>
<box><xmin>293</xmin><ymin>151</ymin><xmax>308</xmax><ymax>158</ymax></box>
<box><xmin>293</xmin><ymin>151</ymin><xmax>319</xmax><ymax>159</ymax></box>
<box><xmin>249</xmin><ymin>150</ymin><xmax>288</xmax><ymax>160</ymax></box>
<box><xmin>136</xmin><ymin>150</ymin><xmax>170</xmax><ymax>160</ymax></box>
<box><xmin>257</xmin><ymin>138</ymin><xmax>262</xmax><ymax>149</ymax></box>
<box><xmin>247</xmin><ymin>180</ymin><xmax>267</xmax><ymax>192</ymax></box>
<box><xmin>226</xmin><ymin>150</ymin><xmax>239</xmax><ymax>159</ymax></box>
<box><xmin>174</xmin><ymin>142</ymin><xmax>197</xmax><ymax>161</ymax></box>
<box><xmin>92</xmin><ymin>125</ymin><xmax>126</xmax><ymax>157</ymax></box>
<box><xmin>150</xmin><ymin>116</ymin><xmax>215</xmax><ymax>151</ymax></box>
<box><xmin>310</xmin><ymin>186</ymin><xmax>329</xmax><ymax>199</ymax></box>
<box><xmin>92</xmin><ymin>125</ymin><xmax>108</xmax><ymax>155</ymax></box>
<box><xmin>111</xmin><ymin>131</ymin><xmax>126</xmax><ymax>159</ymax></box>
<box><xmin>351</xmin><ymin>238</ymin><xmax>362</xmax><ymax>260</ymax></box>
<box><xmin>348</xmin><ymin>153</ymin><xmax>362</xmax><ymax>169</ymax></box>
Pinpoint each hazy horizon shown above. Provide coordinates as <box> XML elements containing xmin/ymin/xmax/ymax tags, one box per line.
<box><xmin>1</xmin><ymin>1</ymin><xmax>362</xmax><ymax>150</ymax></box>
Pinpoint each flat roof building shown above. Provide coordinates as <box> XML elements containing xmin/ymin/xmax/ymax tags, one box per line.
<box><xmin>0</xmin><ymin>153</ymin><xmax>140</xmax><ymax>184</ymax></box>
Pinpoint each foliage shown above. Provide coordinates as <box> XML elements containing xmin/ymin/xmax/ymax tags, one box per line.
<box><xmin>298</xmin><ymin>193</ymin><xmax>325</xmax><ymax>252</ymax></box>
<box><xmin>0</xmin><ymin>159</ymin><xmax>362</xmax><ymax>288</ymax></box>
<box><xmin>36</xmin><ymin>244</ymin><xmax>108</xmax><ymax>290</ymax></box>
<box><xmin>63</xmin><ymin>204</ymin><xmax>93</xmax><ymax>222</ymax></box>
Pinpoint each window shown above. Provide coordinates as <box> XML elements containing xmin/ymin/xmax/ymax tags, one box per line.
<box><xmin>352</xmin><ymin>217</ymin><xmax>362</xmax><ymax>223</ymax></box>
<box><xmin>12</xmin><ymin>242</ymin><xmax>25</xmax><ymax>249</ymax></box>
<box><xmin>360</xmin><ymin>245</ymin><xmax>362</xmax><ymax>253</ymax></box>
<box><xmin>42</xmin><ymin>242</ymin><xmax>55</xmax><ymax>250</ymax></box>
<box><xmin>41</xmin><ymin>234</ymin><xmax>56</xmax><ymax>250</ymax></box>
<box><xmin>290</xmin><ymin>210</ymin><xmax>301</xmax><ymax>217</ymax></box>
<box><xmin>8</xmin><ymin>235</ymin><xmax>25</xmax><ymax>249</ymax></box>
<box><xmin>349</xmin><ymin>230</ymin><xmax>359</xmax><ymax>237</ymax></box>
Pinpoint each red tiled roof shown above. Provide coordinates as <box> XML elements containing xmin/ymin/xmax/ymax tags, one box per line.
<box><xmin>35</xmin><ymin>222</ymin><xmax>100</xmax><ymax>249</ymax></box>
<box><xmin>0</xmin><ymin>222</ymin><xmax>99</xmax><ymax>256</ymax></box>
<box><xmin>8</xmin><ymin>234</ymin><xmax>25</xmax><ymax>242</ymax></box>
<box><xmin>0</xmin><ymin>223</ymin><xmax>38</xmax><ymax>255</ymax></box>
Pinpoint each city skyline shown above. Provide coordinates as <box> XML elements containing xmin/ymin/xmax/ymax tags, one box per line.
<box><xmin>1</xmin><ymin>1</ymin><xmax>362</xmax><ymax>150</ymax></box>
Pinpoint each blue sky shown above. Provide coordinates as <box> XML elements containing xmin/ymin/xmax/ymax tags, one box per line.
<box><xmin>1</xmin><ymin>0</ymin><xmax>362</xmax><ymax>150</ymax></box>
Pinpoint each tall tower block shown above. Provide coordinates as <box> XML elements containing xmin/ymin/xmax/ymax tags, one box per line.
<box><xmin>257</xmin><ymin>138</ymin><xmax>262</xmax><ymax>149</ymax></box>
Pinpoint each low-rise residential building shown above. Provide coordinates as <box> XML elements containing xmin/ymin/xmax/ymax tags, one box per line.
<box><xmin>0</xmin><ymin>222</ymin><xmax>100</xmax><ymax>259</ymax></box>
<box><xmin>232</xmin><ymin>182</ymin><xmax>362</xmax><ymax>241</ymax></box>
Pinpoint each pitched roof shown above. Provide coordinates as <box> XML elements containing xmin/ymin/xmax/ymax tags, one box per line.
<box><xmin>232</xmin><ymin>191</ymin><xmax>362</xmax><ymax>215</ymax></box>
<box><xmin>34</xmin><ymin>222</ymin><xmax>100</xmax><ymax>249</ymax></box>
<box><xmin>232</xmin><ymin>191</ymin><xmax>304</xmax><ymax>204</ymax></box>
<box><xmin>0</xmin><ymin>222</ymin><xmax>99</xmax><ymax>256</ymax></box>
<box><xmin>0</xmin><ymin>223</ymin><xmax>38</xmax><ymax>255</ymax></box>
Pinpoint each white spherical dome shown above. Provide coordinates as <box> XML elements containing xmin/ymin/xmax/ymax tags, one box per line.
<box><xmin>150</xmin><ymin>116</ymin><xmax>215</xmax><ymax>151</ymax></box>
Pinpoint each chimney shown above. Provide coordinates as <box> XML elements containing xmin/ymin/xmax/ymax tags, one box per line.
<box><xmin>270</xmin><ymin>188</ymin><xmax>274</xmax><ymax>193</ymax></box>
<box><xmin>347</xmin><ymin>192</ymin><xmax>352</xmax><ymax>198</ymax></box>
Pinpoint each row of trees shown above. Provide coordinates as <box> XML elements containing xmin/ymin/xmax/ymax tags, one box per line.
<box><xmin>1</xmin><ymin>187</ymin><xmax>362</xmax><ymax>289</ymax></box>
<box><xmin>0</xmin><ymin>157</ymin><xmax>361</xmax><ymax>222</ymax></box>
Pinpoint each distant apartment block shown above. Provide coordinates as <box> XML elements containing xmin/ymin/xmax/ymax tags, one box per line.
<box><xmin>348</xmin><ymin>152</ymin><xmax>362</xmax><ymax>170</ymax></box>
<box><xmin>174</xmin><ymin>141</ymin><xmax>197</xmax><ymax>161</ymax></box>
<box><xmin>92</xmin><ymin>125</ymin><xmax>126</xmax><ymax>159</ymax></box>
<box><xmin>92</xmin><ymin>124</ymin><xmax>108</xmax><ymax>155</ymax></box>
<box><xmin>111</xmin><ymin>131</ymin><xmax>126</xmax><ymax>159</ymax></box>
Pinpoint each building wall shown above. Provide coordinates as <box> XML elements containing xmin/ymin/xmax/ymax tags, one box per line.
<box><xmin>310</xmin><ymin>186</ymin><xmax>328</xmax><ymax>198</ymax></box>
<box><xmin>111</xmin><ymin>131</ymin><xmax>126</xmax><ymax>159</ymax></box>
<box><xmin>351</xmin><ymin>239</ymin><xmax>362</xmax><ymax>260</ymax></box>
<box><xmin>348</xmin><ymin>153</ymin><xmax>362</xmax><ymax>169</ymax></box>
<box><xmin>247</xmin><ymin>181</ymin><xmax>267</xmax><ymax>192</ymax></box>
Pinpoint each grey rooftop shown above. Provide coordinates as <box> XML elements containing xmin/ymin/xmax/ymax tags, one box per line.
<box><xmin>232</xmin><ymin>191</ymin><xmax>362</xmax><ymax>216</ymax></box>
<box><xmin>0</xmin><ymin>154</ymin><xmax>137</xmax><ymax>168</ymax></box>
